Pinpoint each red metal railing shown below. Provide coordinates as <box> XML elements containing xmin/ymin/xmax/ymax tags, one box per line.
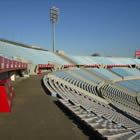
<box><xmin>0</xmin><ymin>56</ymin><xmax>27</xmax><ymax>74</ymax></box>
<box><xmin>38</xmin><ymin>64</ymin><xmax>131</xmax><ymax>69</ymax></box>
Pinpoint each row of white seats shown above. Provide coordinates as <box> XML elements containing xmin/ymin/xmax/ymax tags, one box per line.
<box><xmin>101</xmin><ymin>85</ymin><xmax>140</xmax><ymax>120</ymax></box>
<box><xmin>59</xmin><ymin>99</ymin><xmax>140</xmax><ymax>140</ymax></box>
<box><xmin>44</xmin><ymin>76</ymin><xmax>140</xmax><ymax>134</ymax></box>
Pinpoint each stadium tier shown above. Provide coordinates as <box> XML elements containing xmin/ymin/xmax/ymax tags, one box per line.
<box><xmin>0</xmin><ymin>41</ymin><xmax>70</xmax><ymax>65</ymax></box>
<box><xmin>43</xmin><ymin>73</ymin><xmax>140</xmax><ymax>140</ymax></box>
<box><xmin>67</xmin><ymin>55</ymin><xmax>140</xmax><ymax>65</ymax></box>
<box><xmin>111</xmin><ymin>68</ymin><xmax>140</xmax><ymax>77</ymax></box>
<box><xmin>0</xmin><ymin>39</ymin><xmax>140</xmax><ymax>139</ymax></box>
<box><xmin>72</xmin><ymin>69</ymin><xmax>101</xmax><ymax>84</ymax></box>
<box><xmin>117</xmin><ymin>80</ymin><xmax>140</xmax><ymax>93</ymax></box>
<box><xmin>88</xmin><ymin>68</ymin><xmax>120</xmax><ymax>80</ymax></box>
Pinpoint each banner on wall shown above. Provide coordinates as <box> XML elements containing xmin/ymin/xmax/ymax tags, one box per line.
<box><xmin>136</xmin><ymin>51</ymin><xmax>140</xmax><ymax>56</ymax></box>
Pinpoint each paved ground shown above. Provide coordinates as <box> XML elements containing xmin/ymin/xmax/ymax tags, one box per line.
<box><xmin>0</xmin><ymin>74</ymin><xmax>98</xmax><ymax>140</ymax></box>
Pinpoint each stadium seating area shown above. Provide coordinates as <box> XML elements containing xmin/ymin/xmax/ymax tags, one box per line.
<box><xmin>111</xmin><ymin>68</ymin><xmax>140</xmax><ymax>77</ymax></box>
<box><xmin>0</xmin><ymin>41</ymin><xmax>70</xmax><ymax>65</ymax></box>
<box><xmin>116</xmin><ymin>80</ymin><xmax>140</xmax><ymax>93</ymax></box>
<box><xmin>0</xmin><ymin>39</ymin><xmax>140</xmax><ymax>139</ymax></box>
<box><xmin>88</xmin><ymin>68</ymin><xmax>120</xmax><ymax>80</ymax></box>
<box><xmin>67</xmin><ymin>55</ymin><xmax>140</xmax><ymax>65</ymax></box>
<box><xmin>43</xmin><ymin>75</ymin><xmax>140</xmax><ymax>140</ymax></box>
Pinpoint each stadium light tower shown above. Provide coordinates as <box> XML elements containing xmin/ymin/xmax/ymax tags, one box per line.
<box><xmin>50</xmin><ymin>6</ymin><xmax>59</xmax><ymax>52</ymax></box>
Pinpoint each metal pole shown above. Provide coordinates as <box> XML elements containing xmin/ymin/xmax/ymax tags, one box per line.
<box><xmin>52</xmin><ymin>22</ymin><xmax>55</xmax><ymax>52</ymax></box>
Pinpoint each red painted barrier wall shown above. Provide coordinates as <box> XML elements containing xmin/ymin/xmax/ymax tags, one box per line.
<box><xmin>0</xmin><ymin>78</ymin><xmax>14</xmax><ymax>112</ymax></box>
<box><xmin>0</xmin><ymin>56</ymin><xmax>27</xmax><ymax>74</ymax></box>
<box><xmin>0</xmin><ymin>56</ymin><xmax>27</xmax><ymax>112</ymax></box>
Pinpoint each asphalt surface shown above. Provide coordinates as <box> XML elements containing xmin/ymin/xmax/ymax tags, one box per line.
<box><xmin>0</xmin><ymin>74</ymin><xmax>96</xmax><ymax>140</ymax></box>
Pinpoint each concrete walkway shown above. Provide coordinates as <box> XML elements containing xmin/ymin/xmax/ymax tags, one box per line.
<box><xmin>0</xmin><ymin>74</ymin><xmax>94</xmax><ymax>140</ymax></box>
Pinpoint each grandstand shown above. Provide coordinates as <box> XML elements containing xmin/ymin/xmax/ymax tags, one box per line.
<box><xmin>0</xmin><ymin>39</ymin><xmax>140</xmax><ymax>140</ymax></box>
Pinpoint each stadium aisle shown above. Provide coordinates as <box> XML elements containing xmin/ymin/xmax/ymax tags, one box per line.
<box><xmin>0</xmin><ymin>74</ymin><xmax>90</xmax><ymax>140</ymax></box>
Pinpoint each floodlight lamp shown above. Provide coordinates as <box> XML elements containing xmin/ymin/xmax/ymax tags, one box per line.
<box><xmin>50</xmin><ymin>6</ymin><xmax>59</xmax><ymax>23</ymax></box>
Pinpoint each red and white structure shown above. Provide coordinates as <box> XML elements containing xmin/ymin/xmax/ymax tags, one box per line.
<box><xmin>0</xmin><ymin>56</ymin><xmax>27</xmax><ymax>74</ymax></box>
<box><xmin>0</xmin><ymin>78</ymin><xmax>14</xmax><ymax>112</ymax></box>
<box><xmin>37</xmin><ymin>63</ymin><xmax>132</xmax><ymax>75</ymax></box>
<box><xmin>135</xmin><ymin>51</ymin><xmax>140</xmax><ymax>57</ymax></box>
<box><xmin>0</xmin><ymin>56</ymin><xmax>27</xmax><ymax>112</ymax></box>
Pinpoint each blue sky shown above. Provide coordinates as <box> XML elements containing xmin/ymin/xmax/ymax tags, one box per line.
<box><xmin>0</xmin><ymin>0</ymin><xmax>139</xmax><ymax>57</ymax></box>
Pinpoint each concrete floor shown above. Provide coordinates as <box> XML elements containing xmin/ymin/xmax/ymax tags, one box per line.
<box><xmin>0</xmin><ymin>74</ymin><xmax>98</xmax><ymax>140</ymax></box>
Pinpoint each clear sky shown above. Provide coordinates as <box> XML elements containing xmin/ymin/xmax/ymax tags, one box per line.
<box><xmin>0</xmin><ymin>0</ymin><xmax>139</xmax><ymax>57</ymax></box>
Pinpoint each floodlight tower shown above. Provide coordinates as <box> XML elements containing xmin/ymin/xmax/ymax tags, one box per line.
<box><xmin>50</xmin><ymin>6</ymin><xmax>59</xmax><ymax>52</ymax></box>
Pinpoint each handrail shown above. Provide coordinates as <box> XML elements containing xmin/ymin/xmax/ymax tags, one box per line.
<box><xmin>38</xmin><ymin>64</ymin><xmax>132</xmax><ymax>69</ymax></box>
